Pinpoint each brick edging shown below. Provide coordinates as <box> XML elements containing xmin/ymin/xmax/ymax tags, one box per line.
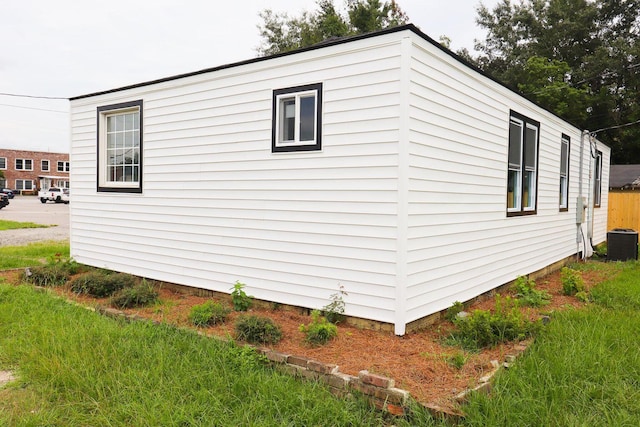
<box><xmin>257</xmin><ymin>348</ymin><xmax>410</xmax><ymax>415</ymax></box>
<box><xmin>91</xmin><ymin>304</ymin><xmax>412</xmax><ymax>416</ymax></box>
<box><xmin>87</xmin><ymin>299</ymin><xmax>532</xmax><ymax>420</ymax></box>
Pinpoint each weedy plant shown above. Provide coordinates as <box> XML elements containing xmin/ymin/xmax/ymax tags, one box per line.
<box><xmin>299</xmin><ymin>310</ymin><xmax>338</xmax><ymax>346</ymax></box>
<box><xmin>512</xmin><ymin>275</ymin><xmax>551</xmax><ymax>307</ymax></box>
<box><xmin>444</xmin><ymin>351</ymin><xmax>468</xmax><ymax>370</ymax></box>
<box><xmin>560</xmin><ymin>267</ymin><xmax>585</xmax><ymax>296</ymax></box>
<box><xmin>322</xmin><ymin>284</ymin><xmax>347</xmax><ymax>324</ymax></box>
<box><xmin>447</xmin><ymin>295</ymin><xmax>541</xmax><ymax>350</ymax></box>
<box><xmin>235</xmin><ymin>315</ymin><xmax>282</xmax><ymax>344</ymax></box>
<box><xmin>188</xmin><ymin>301</ymin><xmax>231</xmax><ymax>327</ymax></box>
<box><xmin>230</xmin><ymin>281</ymin><xmax>252</xmax><ymax>311</ymax></box>
<box><xmin>22</xmin><ymin>255</ymin><xmax>87</xmax><ymax>287</ymax></box>
<box><xmin>47</xmin><ymin>254</ymin><xmax>85</xmax><ymax>275</ymax></box>
<box><xmin>445</xmin><ymin>301</ymin><xmax>465</xmax><ymax>322</ymax></box>
<box><xmin>111</xmin><ymin>280</ymin><xmax>159</xmax><ymax>309</ymax></box>
<box><xmin>22</xmin><ymin>264</ymin><xmax>69</xmax><ymax>287</ymax></box>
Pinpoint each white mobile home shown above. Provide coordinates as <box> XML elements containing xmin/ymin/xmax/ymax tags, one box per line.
<box><xmin>69</xmin><ymin>25</ymin><xmax>609</xmax><ymax>335</ymax></box>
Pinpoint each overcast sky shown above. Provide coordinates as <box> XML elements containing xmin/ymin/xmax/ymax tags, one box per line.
<box><xmin>0</xmin><ymin>0</ymin><xmax>497</xmax><ymax>153</ymax></box>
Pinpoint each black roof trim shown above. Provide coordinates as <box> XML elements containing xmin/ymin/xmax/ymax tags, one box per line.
<box><xmin>67</xmin><ymin>24</ymin><xmax>584</xmax><ymax>130</ymax></box>
<box><xmin>70</xmin><ymin>24</ymin><xmax>417</xmax><ymax>101</ymax></box>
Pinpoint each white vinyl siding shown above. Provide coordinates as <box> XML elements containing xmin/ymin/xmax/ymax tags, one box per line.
<box><xmin>69</xmin><ymin>28</ymin><xmax>611</xmax><ymax>334</ymax></box>
<box><xmin>404</xmin><ymin>34</ymin><xmax>609</xmax><ymax>326</ymax></box>
<box><xmin>70</xmin><ymin>34</ymin><xmax>405</xmax><ymax>326</ymax></box>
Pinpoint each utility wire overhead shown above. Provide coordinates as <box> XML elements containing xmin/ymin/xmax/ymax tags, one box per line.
<box><xmin>590</xmin><ymin>118</ymin><xmax>640</xmax><ymax>136</ymax></box>
<box><xmin>0</xmin><ymin>103</ymin><xmax>68</xmax><ymax>113</ymax></box>
<box><xmin>0</xmin><ymin>92</ymin><xmax>67</xmax><ymax>100</ymax></box>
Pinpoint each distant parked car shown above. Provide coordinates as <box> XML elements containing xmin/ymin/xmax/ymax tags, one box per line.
<box><xmin>0</xmin><ymin>192</ymin><xmax>8</xmax><ymax>209</ymax></box>
<box><xmin>38</xmin><ymin>187</ymin><xmax>70</xmax><ymax>204</ymax></box>
<box><xmin>1</xmin><ymin>188</ymin><xmax>14</xmax><ymax>199</ymax></box>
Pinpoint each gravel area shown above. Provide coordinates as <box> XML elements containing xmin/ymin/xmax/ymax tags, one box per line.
<box><xmin>0</xmin><ymin>196</ymin><xmax>69</xmax><ymax>246</ymax></box>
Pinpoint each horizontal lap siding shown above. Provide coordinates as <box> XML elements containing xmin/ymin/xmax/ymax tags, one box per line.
<box><xmin>592</xmin><ymin>143</ymin><xmax>610</xmax><ymax>245</ymax></box>
<box><xmin>405</xmin><ymin>37</ymin><xmax>600</xmax><ymax>322</ymax></box>
<box><xmin>70</xmin><ymin>36</ymin><xmax>404</xmax><ymax>323</ymax></box>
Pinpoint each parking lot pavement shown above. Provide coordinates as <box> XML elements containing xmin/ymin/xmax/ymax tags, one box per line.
<box><xmin>0</xmin><ymin>196</ymin><xmax>69</xmax><ymax>246</ymax></box>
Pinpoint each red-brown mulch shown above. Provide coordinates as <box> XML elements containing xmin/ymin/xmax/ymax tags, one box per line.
<box><xmin>0</xmin><ymin>264</ymin><xmax>613</xmax><ymax>410</ymax></box>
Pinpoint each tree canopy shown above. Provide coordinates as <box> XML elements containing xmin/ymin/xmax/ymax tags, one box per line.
<box><xmin>472</xmin><ymin>0</ymin><xmax>640</xmax><ymax>164</ymax></box>
<box><xmin>256</xmin><ymin>0</ymin><xmax>408</xmax><ymax>56</ymax></box>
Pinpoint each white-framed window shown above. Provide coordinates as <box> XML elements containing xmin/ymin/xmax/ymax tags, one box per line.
<box><xmin>559</xmin><ymin>134</ymin><xmax>570</xmax><ymax>211</ymax></box>
<box><xmin>507</xmin><ymin>111</ymin><xmax>539</xmax><ymax>216</ymax></box>
<box><xmin>97</xmin><ymin>100</ymin><xmax>143</xmax><ymax>193</ymax></box>
<box><xmin>272</xmin><ymin>83</ymin><xmax>322</xmax><ymax>152</ymax></box>
<box><xmin>42</xmin><ymin>159</ymin><xmax>50</xmax><ymax>172</ymax></box>
<box><xmin>15</xmin><ymin>158</ymin><xmax>33</xmax><ymax>171</ymax></box>
<box><xmin>594</xmin><ymin>149</ymin><xmax>602</xmax><ymax>208</ymax></box>
<box><xmin>57</xmin><ymin>161</ymin><xmax>70</xmax><ymax>172</ymax></box>
<box><xmin>0</xmin><ymin>157</ymin><xmax>6</xmax><ymax>169</ymax></box>
<box><xmin>15</xmin><ymin>179</ymin><xmax>33</xmax><ymax>190</ymax></box>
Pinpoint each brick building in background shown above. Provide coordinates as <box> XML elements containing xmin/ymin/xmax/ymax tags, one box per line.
<box><xmin>0</xmin><ymin>149</ymin><xmax>69</xmax><ymax>193</ymax></box>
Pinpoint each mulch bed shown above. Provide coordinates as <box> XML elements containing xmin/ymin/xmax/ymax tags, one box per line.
<box><xmin>0</xmin><ymin>264</ymin><xmax>611</xmax><ymax>410</ymax></box>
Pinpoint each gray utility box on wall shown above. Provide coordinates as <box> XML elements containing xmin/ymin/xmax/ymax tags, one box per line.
<box><xmin>607</xmin><ymin>229</ymin><xmax>639</xmax><ymax>261</ymax></box>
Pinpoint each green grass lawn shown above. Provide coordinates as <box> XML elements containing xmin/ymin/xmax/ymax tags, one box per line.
<box><xmin>0</xmin><ymin>219</ymin><xmax>52</xmax><ymax>230</ymax></box>
<box><xmin>463</xmin><ymin>261</ymin><xmax>640</xmax><ymax>426</ymax></box>
<box><xmin>0</xmin><ymin>241</ymin><xmax>69</xmax><ymax>269</ymax></box>
<box><xmin>0</xmin><ymin>284</ymin><xmax>437</xmax><ymax>426</ymax></box>
<box><xmin>2</xmin><ymin>241</ymin><xmax>640</xmax><ymax>426</ymax></box>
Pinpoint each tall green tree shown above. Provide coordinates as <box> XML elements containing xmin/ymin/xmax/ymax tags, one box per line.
<box><xmin>256</xmin><ymin>0</ymin><xmax>408</xmax><ymax>56</ymax></box>
<box><xmin>473</xmin><ymin>0</ymin><xmax>640</xmax><ymax>163</ymax></box>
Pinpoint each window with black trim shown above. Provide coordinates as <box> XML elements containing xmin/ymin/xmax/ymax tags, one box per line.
<box><xmin>272</xmin><ymin>83</ymin><xmax>322</xmax><ymax>152</ymax></box>
<box><xmin>594</xmin><ymin>149</ymin><xmax>602</xmax><ymax>207</ymax></box>
<box><xmin>97</xmin><ymin>100</ymin><xmax>143</xmax><ymax>193</ymax></box>
<box><xmin>507</xmin><ymin>111</ymin><xmax>539</xmax><ymax>216</ymax></box>
<box><xmin>559</xmin><ymin>134</ymin><xmax>570</xmax><ymax>211</ymax></box>
<box><xmin>42</xmin><ymin>160</ymin><xmax>50</xmax><ymax>172</ymax></box>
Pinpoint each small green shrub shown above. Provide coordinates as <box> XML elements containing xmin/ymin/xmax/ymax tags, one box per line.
<box><xmin>322</xmin><ymin>284</ymin><xmax>347</xmax><ymax>324</ymax></box>
<box><xmin>23</xmin><ymin>264</ymin><xmax>69</xmax><ymax>287</ymax></box>
<box><xmin>448</xmin><ymin>295</ymin><xmax>540</xmax><ymax>350</ymax></box>
<box><xmin>230</xmin><ymin>281</ymin><xmax>252</xmax><ymax>311</ymax></box>
<box><xmin>111</xmin><ymin>280</ymin><xmax>159</xmax><ymax>309</ymax></box>
<box><xmin>575</xmin><ymin>290</ymin><xmax>590</xmax><ymax>302</ymax></box>
<box><xmin>70</xmin><ymin>271</ymin><xmax>137</xmax><ymax>297</ymax></box>
<box><xmin>445</xmin><ymin>301</ymin><xmax>465</xmax><ymax>322</ymax></box>
<box><xmin>189</xmin><ymin>301</ymin><xmax>231</xmax><ymax>327</ymax></box>
<box><xmin>512</xmin><ymin>275</ymin><xmax>551</xmax><ymax>307</ymax></box>
<box><xmin>444</xmin><ymin>351</ymin><xmax>468</xmax><ymax>370</ymax></box>
<box><xmin>235</xmin><ymin>315</ymin><xmax>282</xmax><ymax>344</ymax></box>
<box><xmin>225</xmin><ymin>341</ymin><xmax>268</xmax><ymax>370</ymax></box>
<box><xmin>561</xmin><ymin>267</ymin><xmax>585</xmax><ymax>296</ymax></box>
<box><xmin>299</xmin><ymin>310</ymin><xmax>338</xmax><ymax>346</ymax></box>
